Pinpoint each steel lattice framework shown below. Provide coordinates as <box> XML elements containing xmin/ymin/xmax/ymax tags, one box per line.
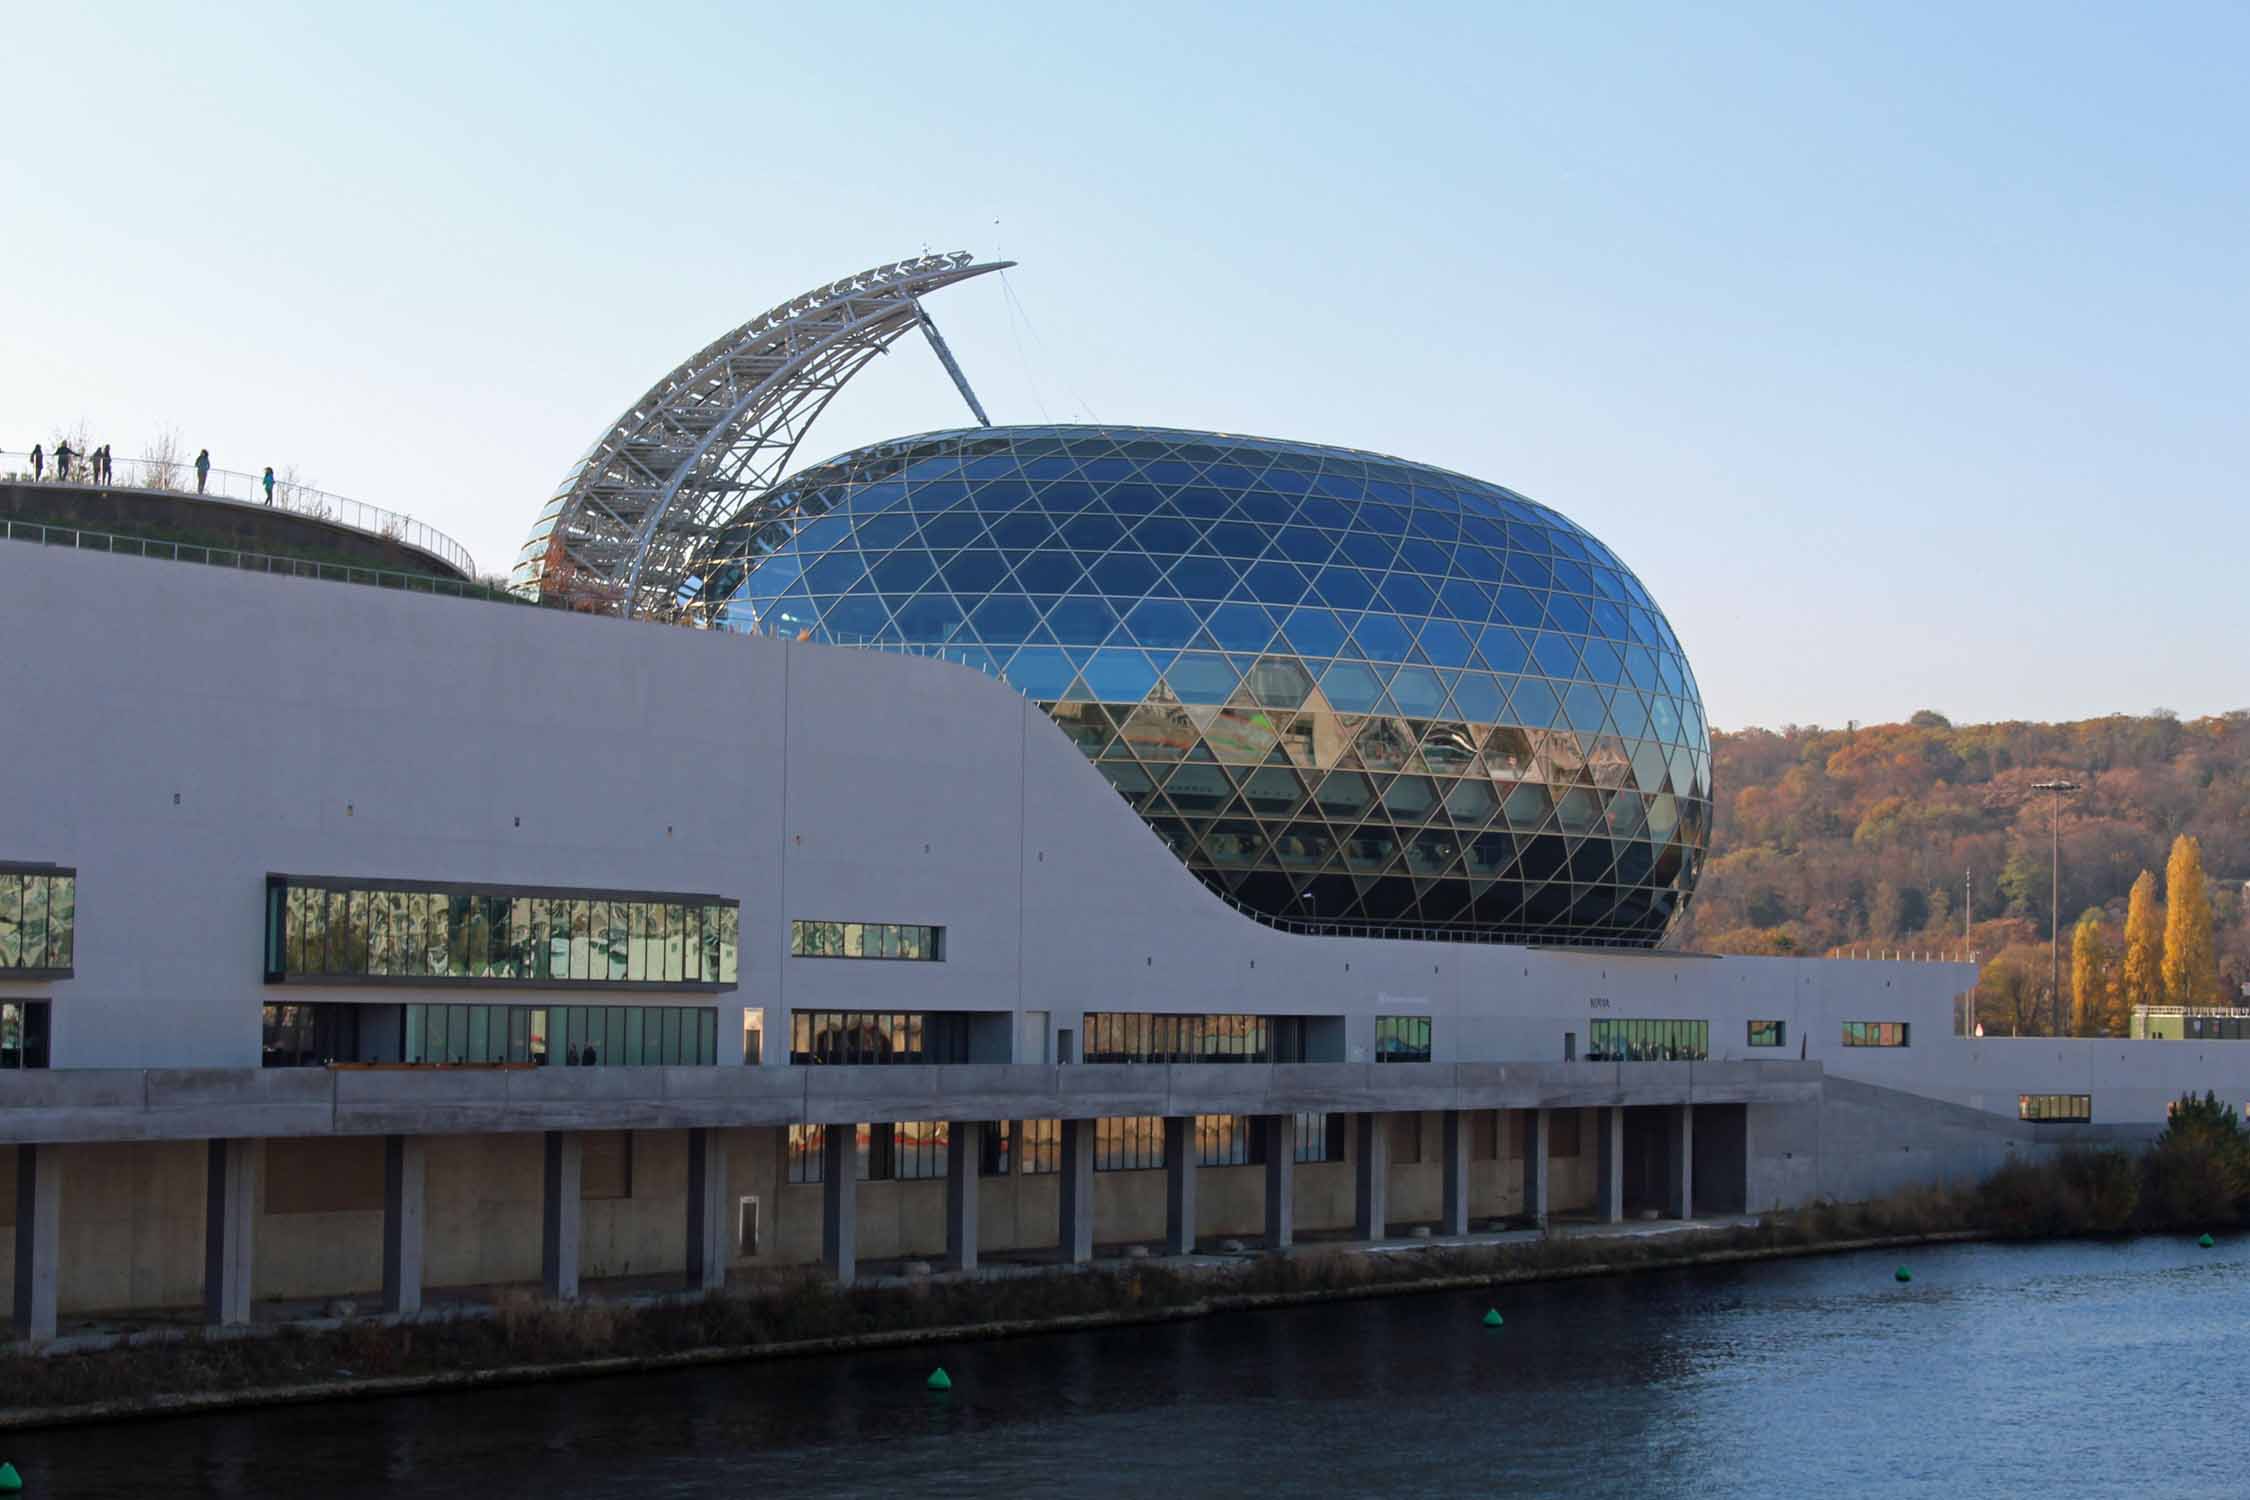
<box><xmin>512</xmin><ymin>252</ymin><xmax>1010</xmax><ymax>617</ymax></box>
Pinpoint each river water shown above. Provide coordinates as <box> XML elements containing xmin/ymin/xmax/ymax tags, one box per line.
<box><xmin>9</xmin><ymin>1237</ymin><xmax>2244</xmax><ymax>1498</ymax></box>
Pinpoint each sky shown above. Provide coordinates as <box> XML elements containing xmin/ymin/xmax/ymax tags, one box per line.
<box><xmin>4</xmin><ymin>1</ymin><xmax>2243</xmax><ymax>732</ymax></box>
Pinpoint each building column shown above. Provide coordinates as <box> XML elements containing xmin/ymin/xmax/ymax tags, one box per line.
<box><xmin>1163</xmin><ymin>1116</ymin><xmax>1197</xmax><ymax>1256</ymax></box>
<box><xmin>1596</xmin><ymin>1105</ymin><xmax>1624</xmax><ymax>1224</ymax></box>
<box><xmin>945</xmin><ymin>1120</ymin><xmax>983</xmax><ymax>1273</ymax></box>
<box><xmin>381</xmin><ymin>1135</ymin><xmax>426</xmax><ymax>1317</ymax></box>
<box><xmin>1353</xmin><ymin>1112</ymin><xmax>1389</xmax><ymax>1240</ymax></box>
<box><xmin>1523</xmin><ymin>1109</ymin><xmax>1551</xmax><ymax>1227</ymax></box>
<box><xmin>685</xmin><ymin>1127</ymin><xmax>728</xmax><ymax>1292</ymax></box>
<box><xmin>1261</xmin><ymin>1115</ymin><xmax>1294</xmax><ymax>1251</ymax></box>
<box><xmin>541</xmin><ymin>1131</ymin><xmax>582</xmax><ymax>1300</ymax></box>
<box><xmin>820</xmin><ymin>1125</ymin><xmax>857</xmax><ymax>1286</ymax></box>
<box><xmin>1059</xmin><ymin>1118</ymin><xmax>1096</xmax><ymax>1264</ymax></box>
<box><xmin>11</xmin><ymin>1144</ymin><xmax>60</xmax><ymax>1342</ymax></box>
<box><xmin>1667</xmin><ymin>1103</ymin><xmax>1695</xmax><ymax>1221</ymax></box>
<box><xmin>1441</xmin><ymin>1109</ymin><xmax>1471</xmax><ymax>1237</ymax></box>
<box><xmin>203</xmin><ymin>1138</ymin><xmax>258</xmax><ymax>1327</ymax></box>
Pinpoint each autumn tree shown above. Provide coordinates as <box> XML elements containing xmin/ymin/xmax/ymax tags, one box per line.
<box><xmin>2164</xmin><ymin>834</ymin><xmax>2220</xmax><ymax>1007</ymax></box>
<box><xmin>2070</xmin><ymin>910</ymin><xmax>2118</xmax><ymax>1036</ymax></box>
<box><xmin>2121</xmin><ymin>869</ymin><xmax>2165</xmax><ymax>1022</ymax></box>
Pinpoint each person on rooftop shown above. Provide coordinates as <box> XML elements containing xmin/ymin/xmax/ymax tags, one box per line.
<box><xmin>28</xmin><ymin>444</ymin><xmax>42</xmax><ymax>480</ymax></box>
<box><xmin>55</xmin><ymin>440</ymin><xmax>74</xmax><ymax>481</ymax></box>
<box><xmin>194</xmin><ymin>448</ymin><xmax>210</xmax><ymax>494</ymax></box>
<box><xmin>262</xmin><ymin>466</ymin><xmax>275</xmax><ymax>505</ymax></box>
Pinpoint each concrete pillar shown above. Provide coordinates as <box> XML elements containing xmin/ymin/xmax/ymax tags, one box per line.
<box><xmin>1260</xmin><ymin>1115</ymin><xmax>1294</xmax><ymax>1251</ymax></box>
<box><xmin>685</xmin><ymin>1127</ymin><xmax>728</xmax><ymax>1292</ymax></box>
<box><xmin>820</xmin><ymin>1125</ymin><xmax>857</xmax><ymax>1286</ymax></box>
<box><xmin>1667</xmin><ymin>1103</ymin><xmax>1695</xmax><ymax>1221</ymax></box>
<box><xmin>1352</xmin><ymin>1112</ymin><xmax>1389</xmax><ymax>1240</ymax></box>
<box><xmin>381</xmin><ymin>1135</ymin><xmax>426</xmax><ymax>1317</ymax></box>
<box><xmin>1163</xmin><ymin>1116</ymin><xmax>1197</xmax><ymax>1256</ymax></box>
<box><xmin>11</xmin><ymin>1144</ymin><xmax>60</xmax><ymax>1342</ymax></box>
<box><xmin>945</xmin><ymin>1120</ymin><xmax>983</xmax><ymax>1272</ymax></box>
<box><xmin>541</xmin><ymin>1131</ymin><xmax>583</xmax><ymax>1300</ymax></box>
<box><xmin>1596</xmin><ymin>1105</ymin><xmax>1624</xmax><ymax>1224</ymax></box>
<box><xmin>1059</xmin><ymin>1118</ymin><xmax>1096</xmax><ymax>1264</ymax></box>
<box><xmin>203</xmin><ymin>1138</ymin><xmax>258</xmax><ymax>1327</ymax></box>
<box><xmin>1523</xmin><ymin>1109</ymin><xmax>1551</xmax><ymax>1227</ymax></box>
<box><xmin>1441</xmin><ymin>1109</ymin><xmax>1470</xmax><ymax>1237</ymax></box>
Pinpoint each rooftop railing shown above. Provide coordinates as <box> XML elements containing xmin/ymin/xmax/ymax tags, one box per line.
<box><xmin>1</xmin><ymin>450</ymin><xmax>476</xmax><ymax>578</ymax></box>
<box><xmin>1</xmin><ymin>517</ymin><xmax>520</xmax><ymax>604</ymax></box>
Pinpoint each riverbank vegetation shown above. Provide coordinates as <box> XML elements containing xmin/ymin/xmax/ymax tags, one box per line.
<box><xmin>2</xmin><ymin>1110</ymin><xmax>2243</xmax><ymax>1422</ymax></box>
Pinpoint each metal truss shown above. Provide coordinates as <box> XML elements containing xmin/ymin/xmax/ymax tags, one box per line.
<box><xmin>512</xmin><ymin>252</ymin><xmax>1010</xmax><ymax>618</ymax></box>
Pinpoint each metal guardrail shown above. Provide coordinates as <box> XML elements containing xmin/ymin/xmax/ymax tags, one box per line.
<box><xmin>1</xmin><ymin>518</ymin><xmax>522</xmax><ymax>603</ymax></box>
<box><xmin>1</xmin><ymin>450</ymin><xmax>476</xmax><ymax>578</ymax></box>
<box><xmin>1824</xmin><ymin>946</ymin><xmax>1980</xmax><ymax>964</ymax></box>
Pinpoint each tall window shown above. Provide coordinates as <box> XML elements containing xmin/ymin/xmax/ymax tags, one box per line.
<box><xmin>1843</xmin><ymin>1021</ymin><xmax>1911</xmax><ymax>1048</ymax></box>
<box><xmin>1294</xmin><ymin>1112</ymin><xmax>1345</xmax><ymax>1163</ymax></box>
<box><xmin>0</xmin><ymin>1001</ymin><xmax>51</xmax><ymax>1069</ymax></box>
<box><xmin>270</xmin><ymin>1002</ymin><xmax>722</xmax><ymax>1067</ymax></box>
<box><xmin>1017</xmin><ymin>1119</ymin><xmax>1061</xmax><ymax>1175</ymax></box>
<box><xmin>263</xmin><ymin>876</ymin><xmax>738</xmax><ymax>989</ymax></box>
<box><xmin>1096</xmin><ymin>1116</ymin><xmax>1164</xmax><ymax>1171</ymax></box>
<box><xmin>1082</xmin><ymin>1012</ymin><xmax>1272</xmax><ymax>1063</ymax></box>
<box><xmin>1588</xmin><ymin>1019</ymin><xmax>1709</xmax><ymax>1061</ymax></box>
<box><xmin>1195</xmin><ymin>1114</ymin><xmax>1251</xmax><ymax>1166</ymax></box>
<box><xmin>2020</xmin><ymin>1094</ymin><xmax>2092</xmax><ymax>1122</ymax></box>
<box><xmin>892</xmin><ymin>1121</ymin><xmax>948</xmax><ymax>1179</ymax></box>
<box><xmin>788</xmin><ymin>1011</ymin><xmax>971</xmax><ymax>1065</ymax></box>
<box><xmin>1748</xmin><ymin>1020</ymin><xmax>1786</xmax><ymax>1048</ymax></box>
<box><xmin>1375</xmin><ymin>1015</ymin><xmax>1432</xmax><ymax>1062</ymax></box>
<box><xmin>790</xmin><ymin>920</ymin><xmax>944</xmax><ymax>961</ymax></box>
<box><xmin>0</xmin><ymin>865</ymin><xmax>74</xmax><ymax>977</ymax></box>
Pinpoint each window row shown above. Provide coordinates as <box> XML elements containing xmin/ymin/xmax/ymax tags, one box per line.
<box><xmin>1</xmin><ymin>1001</ymin><xmax>51</xmax><ymax>1069</ymax></box>
<box><xmin>0</xmin><ymin>867</ymin><xmax>74</xmax><ymax>975</ymax></box>
<box><xmin>789</xmin><ymin>920</ymin><xmax>944</xmax><ymax>961</ymax></box>
<box><xmin>2020</xmin><ymin>1094</ymin><xmax>2092</xmax><ymax>1123</ymax></box>
<box><xmin>780</xmin><ymin>1115</ymin><xmax>1337</xmax><ymax>1182</ymax></box>
<box><xmin>1748</xmin><ymin>1020</ymin><xmax>1786</xmax><ymax>1047</ymax></box>
<box><xmin>259</xmin><ymin>1001</ymin><xmax>721</xmax><ymax>1068</ymax></box>
<box><xmin>264</xmin><ymin>877</ymin><xmax>739</xmax><ymax>989</ymax></box>
<box><xmin>788</xmin><ymin>1012</ymin><xmax>972</xmax><ymax>1065</ymax></box>
<box><xmin>1375</xmin><ymin>1015</ymin><xmax>1432</xmax><ymax>1062</ymax></box>
<box><xmin>1588</xmin><ymin>1018</ymin><xmax>1709</xmax><ymax>1062</ymax></box>
<box><xmin>1843</xmin><ymin>1021</ymin><xmax>1911</xmax><ymax>1048</ymax></box>
<box><xmin>1082</xmin><ymin>1012</ymin><xmax>1272</xmax><ymax>1064</ymax></box>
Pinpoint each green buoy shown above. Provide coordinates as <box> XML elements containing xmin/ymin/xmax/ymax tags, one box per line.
<box><xmin>1482</xmin><ymin>1308</ymin><xmax>1504</xmax><ymax>1327</ymax></box>
<box><xmin>0</xmin><ymin>1459</ymin><xmax>22</xmax><ymax>1493</ymax></box>
<box><xmin>2200</xmin><ymin>1233</ymin><xmax>2216</xmax><ymax>1249</ymax></box>
<box><xmin>926</xmin><ymin>1367</ymin><xmax>952</xmax><ymax>1392</ymax></box>
<box><xmin>1894</xmin><ymin>1266</ymin><xmax>1912</xmax><ymax>1283</ymax></box>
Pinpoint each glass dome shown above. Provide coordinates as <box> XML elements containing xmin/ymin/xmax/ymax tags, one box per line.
<box><xmin>699</xmin><ymin>425</ymin><xmax>1710</xmax><ymax>946</ymax></box>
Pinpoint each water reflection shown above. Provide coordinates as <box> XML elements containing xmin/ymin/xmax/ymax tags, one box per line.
<box><xmin>11</xmin><ymin>1238</ymin><xmax>2247</xmax><ymax>1498</ymax></box>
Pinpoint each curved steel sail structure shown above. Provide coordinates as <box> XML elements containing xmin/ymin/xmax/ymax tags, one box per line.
<box><xmin>513</xmin><ymin>252</ymin><xmax>1010</xmax><ymax>618</ymax></box>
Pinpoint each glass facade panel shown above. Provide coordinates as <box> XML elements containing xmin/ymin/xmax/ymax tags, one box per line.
<box><xmin>702</xmin><ymin>427</ymin><xmax>1710</xmax><ymax>947</ymax></box>
<box><xmin>1748</xmin><ymin>1019</ymin><xmax>1786</xmax><ymax>1047</ymax></box>
<box><xmin>0</xmin><ymin>1000</ymin><xmax>52</xmax><ymax>1068</ymax></box>
<box><xmin>1082</xmin><ymin>1013</ymin><xmax>1272</xmax><ymax>1063</ymax></box>
<box><xmin>1587</xmin><ymin>1018</ymin><xmax>1709</xmax><ymax>1061</ymax></box>
<box><xmin>1375</xmin><ymin>1015</ymin><xmax>1432</xmax><ymax>1062</ymax></box>
<box><xmin>263</xmin><ymin>876</ymin><xmax>737</xmax><ymax>990</ymax></box>
<box><xmin>789</xmin><ymin>920</ymin><xmax>944</xmax><ymax>961</ymax></box>
<box><xmin>2020</xmin><ymin>1093</ymin><xmax>2092</xmax><ymax>1122</ymax></box>
<box><xmin>787</xmin><ymin>1011</ymin><xmax>970</xmax><ymax>1065</ymax></box>
<box><xmin>1095</xmin><ymin>1116</ymin><xmax>1164</xmax><ymax>1171</ymax></box>
<box><xmin>1842</xmin><ymin>1021</ymin><xmax>1912</xmax><ymax>1048</ymax></box>
<box><xmin>0</xmin><ymin>868</ymin><xmax>76</xmax><ymax>975</ymax></box>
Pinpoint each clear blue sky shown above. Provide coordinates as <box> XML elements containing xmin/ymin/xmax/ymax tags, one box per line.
<box><xmin>5</xmin><ymin>2</ymin><xmax>2243</xmax><ymax>731</ymax></box>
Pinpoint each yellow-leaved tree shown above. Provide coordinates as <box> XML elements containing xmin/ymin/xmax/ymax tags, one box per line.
<box><xmin>2069</xmin><ymin>910</ymin><xmax>2117</xmax><ymax>1036</ymax></box>
<box><xmin>2163</xmin><ymin>833</ymin><xmax>2219</xmax><ymax>1007</ymax></box>
<box><xmin>2121</xmin><ymin>869</ymin><xmax>2164</xmax><ymax>1023</ymax></box>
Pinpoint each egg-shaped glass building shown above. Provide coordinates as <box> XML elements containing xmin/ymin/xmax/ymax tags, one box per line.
<box><xmin>698</xmin><ymin>425</ymin><xmax>1709</xmax><ymax>946</ymax></box>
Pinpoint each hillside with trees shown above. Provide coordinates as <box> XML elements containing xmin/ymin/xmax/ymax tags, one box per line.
<box><xmin>1681</xmin><ymin>710</ymin><xmax>2250</xmax><ymax>1033</ymax></box>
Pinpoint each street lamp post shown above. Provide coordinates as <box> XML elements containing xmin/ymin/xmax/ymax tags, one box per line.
<box><xmin>2031</xmin><ymin>779</ymin><xmax>2082</xmax><ymax>1035</ymax></box>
